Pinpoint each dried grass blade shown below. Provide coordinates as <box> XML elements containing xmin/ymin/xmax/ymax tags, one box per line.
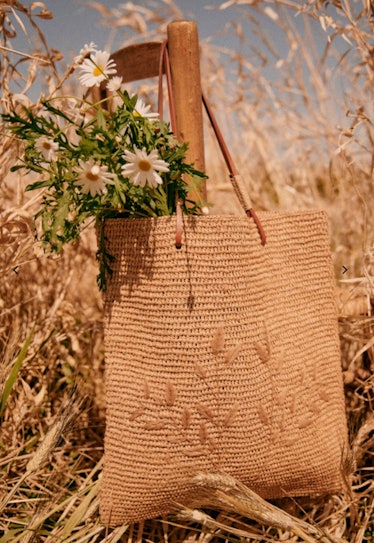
<box><xmin>61</xmin><ymin>480</ymin><xmax>101</xmax><ymax>537</ymax></box>
<box><xmin>0</xmin><ymin>326</ymin><xmax>34</xmax><ymax>416</ymax></box>
<box><xmin>349</xmin><ymin>334</ymin><xmax>374</xmax><ymax>365</ymax></box>
<box><xmin>5</xmin><ymin>478</ymin><xmax>103</xmax><ymax>543</ymax></box>
<box><xmin>26</xmin><ymin>393</ymin><xmax>81</xmax><ymax>475</ymax></box>
<box><xmin>0</xmin><ymin>529</ymin><xmax>25</xmax><ymax>543</ymax></box>
<box><xmin>104</xmin><ymin>525</ymin><xmax>131</xmax><ymax>542</ymax></box>
<box><xmin>62</xmin><ymin>525</ymin><xmax>104</xmax><ymax>543</ymax></box>
<box><xmin>9</xmin><ymin>6</ymin><xmax>28</xmax><ymax>34</ymax></box>
<box><xmin>0</xmin><ymin>44</ymin><xmax>50</xmax><ymax>62</ymax></box>
<box><xmin>25</xmin><ymin>416</ymin><xmax>66</xmax><ymax>474</ymax></box>
<box><xmin>191</xmin><ymin>473</ymin><xmax>348</xmax><ymax>543</ymax></box>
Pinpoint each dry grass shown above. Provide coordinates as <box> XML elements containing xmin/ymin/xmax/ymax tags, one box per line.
<box><xmin>0</xmin><ymin>0</ymin><xmax>373</xmax><ymax>541</ymax></box>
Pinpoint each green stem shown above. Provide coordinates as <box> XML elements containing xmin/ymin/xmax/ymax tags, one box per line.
<box><xmin>139</xmin><ymin>202</ymin><xmax>158</xmax><ymax>218</ymax></box>
<box><xmin>151</xmin><ymin>184</ymin><xmax>171</xmax><ymax>216</ymax></box>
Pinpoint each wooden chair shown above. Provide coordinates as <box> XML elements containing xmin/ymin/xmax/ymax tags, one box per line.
<box><xmin>92</xmin><ymin>22</ymin><xmax>267</xmax><ymax>245</ymax></box>
<box><xmin>94</xmin><ymin>20</ymin><xmax>206</xmax><ymax>199</ymax></box>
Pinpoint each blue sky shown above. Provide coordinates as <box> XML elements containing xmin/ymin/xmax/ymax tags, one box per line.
<box><xmin>8</xmin><ymin>0</ymin><xmax>354</xmax><ymax>94</ymax></box>
<box><xmin>11</xmin><ymin>0</ymin><xmax>298</xmax><ymax>93</ymax></box>
<box><xmin>8</xmin><ymin>0</ymin><xmax>294</xmax><ymax>100</ymax></box>
<box><xmin>30</xmin><ymin>0</ymin><xmax>247</xmax><ymax>61</ymax></box>
<box><xmin>8</xmin><ymin>0</ymin><xmax>354</xmax><ymax>126</ymax></box>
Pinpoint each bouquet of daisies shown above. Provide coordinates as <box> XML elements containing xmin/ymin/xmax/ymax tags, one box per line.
<box><xmin>2</xmin><ymin>45</ymin><xmax>207</xmax><ymax>288</ymax></box>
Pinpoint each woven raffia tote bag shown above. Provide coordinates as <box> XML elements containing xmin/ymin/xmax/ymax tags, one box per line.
<box><xmin>99</xmin><ymin>62</ymin><xmax>348</xmax><ymax>526</ymax></box>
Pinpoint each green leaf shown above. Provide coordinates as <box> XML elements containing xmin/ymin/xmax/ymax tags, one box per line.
<box><xmin>25</xmin><ymin>180</ymin><xmax>51</xmax><ymax>191</ymax></box>
<box><xmin>49</xmin><ymin>191</ymin><xmax>72</xmax><ymax>242</ymax></box>
<box><xmin>10</xmin><ymin>164</ymin><xmax>24</xmax><ymax>172</ymax></box>
<box><xmin>78</xmin><ymin>135</ymin><xmax>99</xmax><ymax>154</ymax></box>
<box><xmin>41</xmin><ymin>100</ymin><xmax>75</xmax><ymax>124</ymax></box>
<box><xmin>0</xmin><ymin>327</ymin><xmax>35</xmax><ymax>417</ymax></box>
<box><xmin>96</xmin><ymin>107</ymin><xmax>107</xmax><ymax>130</ymax></box>
<box><xmin>0</xmin><ymin>529</ymin><xmax>25</xmax><ymax>542</ymax></box>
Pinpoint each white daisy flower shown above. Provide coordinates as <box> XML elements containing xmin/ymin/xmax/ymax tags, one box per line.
<box><xmin>106</xmin><ymin>76</ymin><xmax>123</xmax><ymax>93</ymax></box>
<box><xmin>74</xmin><ymin>158</ymin><xmax>117</xmax><ymax>196</ymax></box>
<box><xmin>121</xmin><ymin>147</ymin><xmax>169</xmax><ymax>189</ymax></box>
<box><xmin>74</xmin><ymin>42</ymin><xmax>97</xmax><ymax>64</ymax></box>
<box><xmin>35</xmin><ymin>136</ymin><xmax>59</xmax><ymax>161</ymax></box>
<box><xmin>133</xmin><ymin>97</ymin><xmax>159</xmax><ymax>120</ymax></box>
<box><xmin>78</xmin><ymin>50</ymin><xmax>117</xmax><ymax>88</ymax></box>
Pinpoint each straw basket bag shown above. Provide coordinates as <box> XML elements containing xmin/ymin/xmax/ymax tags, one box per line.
<box><xmin>99</xmin><ymin>81</ymin><xmax>348</xmax><ymax>526</ymax></box>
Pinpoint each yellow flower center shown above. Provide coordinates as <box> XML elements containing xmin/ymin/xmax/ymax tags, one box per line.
<box><xmin>138</xmin><ymin>159</ymin><xmax>151</xmax><ymax>172</ymax></box>
<box><xmin>86</xmin><ymin>171</ymin><xmax>99</xmax><ymax>182</ymax></box>
<box><xmin>93</xmin><ymin>65</ymin><xmax>105</xmax><ymax>77</ymax></box>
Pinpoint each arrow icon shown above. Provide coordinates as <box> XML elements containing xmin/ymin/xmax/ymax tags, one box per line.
<box><xmin>342</xmin><ymin>265</ymin><xmax>348</xmax><ymax>275</ymax></box>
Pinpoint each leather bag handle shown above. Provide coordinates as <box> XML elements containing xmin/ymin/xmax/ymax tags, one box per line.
<box><xmin>201</xmin><ymin>92</ymin><xmax>266</xmax><ymax>246</ymax></box>
<box><xmin>158</xmin><ymin>41</ymin><xmax>266</xmax><ymax>247</ymax></box>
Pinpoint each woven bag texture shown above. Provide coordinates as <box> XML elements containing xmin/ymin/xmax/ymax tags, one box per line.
<box><xmin>100</xmin><ymin>211</ymin><xmax>348</xmax><ymax>526</ymax></box>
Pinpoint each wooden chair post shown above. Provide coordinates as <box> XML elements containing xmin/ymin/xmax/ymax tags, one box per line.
<box><xmin>167</xmin><ymin>20</ymin><xmax>206</xmax><ymax>199</ymax></box>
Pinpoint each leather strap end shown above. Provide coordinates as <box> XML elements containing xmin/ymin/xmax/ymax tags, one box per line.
<box><xmin>175</xmin><ymin>198</ymin><xmax>183</xmax><ymax>249</ymax></box>
<box><xmin>246</xmin><ymin>208</ymin><xmax>267</xmax><ymax>246</ymax></box>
